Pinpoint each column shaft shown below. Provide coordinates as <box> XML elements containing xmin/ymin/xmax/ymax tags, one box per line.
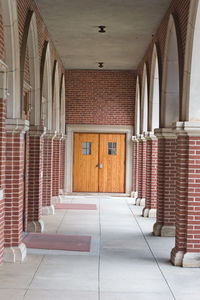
<box><xmin>0</xmin><ymin>98</ymin><xmax>6</xmax><ymax>263</ymax></box>
<box><xmin>136</xmin><ymin>135</ymin><xmax>147</xmax><ymax>206</ymax></box>
<box><xmin>143</xmin><ymin>133</ymin><xmax>158</xmax><ymax>218</ymax></box>
<box><xmin>27</xmin><ymin>127</ymin><xmax>45</xmax><ymax>232</ymax></box>
<box><xmin>42</xmin><ymin>132</ymin><xmax>55</xmax><ymax>215</ymax></box>
<box><xmin>153</xmin><ymin>129</ymin><xmax>176</xmax><ymax>236</ymax></box>
<box><xmin>171</xmin><ymin>123</ymin><xmax>200</xmax><ymax>267</ymax></box>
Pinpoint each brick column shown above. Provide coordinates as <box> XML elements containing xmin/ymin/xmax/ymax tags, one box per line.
<box><xmin>131</xmin><ymin>136</ymin><xmax>139</xmax><ymax>199</ymax></box>
<box><xmin>52</xmin><ymin>134</ymin><xmax>62</xmax><ymax>203</ymax></box>
<box><xmin>135</xmin><ymin>134</ymin><xmax>147</xmax><ymax>206</ymax></box>
<box><xmin>42</xmin><ymin>131</ymin><xmax>56</xmax><ymax>215</ymax></box>
<box><xmin>0</xmin><ymin>97</ymin><xmax>6</xmax><ymax>263</ymax></box>
<box><xmin>171</xmin><ymin>122</ymin><xmax>200</xmax><ymax>267</ymax></box>
<box><xmin>27</xmin><ymin>126</ymin><xmax>45</xmax><ymax>232</ymax></box>
<box><xmin>153</xmin><ymin>128</ymin><xmax>177</xmax><ymax>237</ymax></box>
<box><xmin>59</xmin><ymin>136</ymin><xmax>66</xmax><ymax>194</ymax></box>
<box><xmin>3</xmin><ymin>120</ymin><xmax>29</xmax><ymax>263</ymax></box>
<box><xmin>142</xmin><ymin>132</ymin><xmax>158</xmax><ymax>218</ymax></box>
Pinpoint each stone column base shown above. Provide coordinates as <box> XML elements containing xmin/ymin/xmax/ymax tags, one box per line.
<box><xmin>42</xmin><ymin>205</ymin><xmax>55</xmax><ymax>215</ymax></box>
<box><xmin>153</xmin><ymin>222</ymin><xmax>162</xmax><ymax>236</ymax></box>
<box><xmin>52</xmin><ymin>195</ymin><xmax>63</xmax><ymax>204</ymax></box>
<box><xmin>59</xmin><ymin>189</ymin><xmax>64</xmax><ymax>195</ymax></box>
<box><xmin>3</xmin><ymin>243</ymin><xmax>27</xmax><ymax>263</ymax></box>
<box><xmin>131</xmin><ymin>191</ymin><xmax>138</xmax><ymax>199</ymax></box>
<box><xmin>27</xmin><ymin>220</ymin><xmax>44</xmax><ymax>232</ymax></box>
<box><xmin>171</xmin><ymin>248</ymin><xmax>184</xmax><ymax>266</ymax></box>
<box><xmin>153</xmin><ymin>223</ymin><xmax>175</xmax><ymax>237</ymax></box>
<box><xmin>142</xmin><ymin>208</ymin><xmax>156</xmax><ymax>218</ymax></box>
<box><xmin>161</xmin><ymin>225</ymin><xmax>175</xmax><ymax>237</ymax></box>
<box><xmin>171</xmin><ymin>248</ymin><xmax>200</xmax><ymax>267</ymax></box>
<box><xmin>135</xmin><ymin>198</ymin><xmax>145</xmax><ymax>206</ymax></box>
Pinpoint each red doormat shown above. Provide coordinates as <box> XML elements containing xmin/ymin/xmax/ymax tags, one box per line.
<box><xmin>23</xmin><ymin>233</ymin><xmax>91</xmax><ymax>252</ymax></box>
<box><xmin>55</xmin><ymin>203</ymin><xmax>97</xmax><ymax>210</ymax></box>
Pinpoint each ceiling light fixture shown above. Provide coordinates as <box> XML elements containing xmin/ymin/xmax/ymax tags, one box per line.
<box><xmin>98</xmin><ymin>25</ymin><xmax>106</xmax><ymax>33</ymax></box>
<box><xmin>98</xmin><ymin>62</ymin><xmax>104</xmax><ymax>68</ymax></box>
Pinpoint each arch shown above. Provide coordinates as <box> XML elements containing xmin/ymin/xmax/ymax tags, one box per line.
<box><xmin>183</xmin><ymin>0</ymin><xmax>200</xmax><ymax>121</ymax></box>
<box><xmin>40</xmin><ymin>41</ymin><xmax>52</xmax><ymax>130</ymax></box>
<box><xmin>20</xmin><ymin>10</ymin><xmax>40</xmax><ymax>125</ymax></box>
<box><xmin>1</xmin><ymin>0</ymin><xmax>20</xmax><ymax>118</ymax></box>
<box><xmin>148</xmin><ymin>45</ymin><xmax>160</xmax><ymax>131</ymax></box>
<box><xmin>60</xmin><ymin>73</ymin><xmax>65</xmax><ymax>134</ymax></box>
<box><xmin>161</xmin><ymin>15</ymin><xmax>180</xmax><ymax>127</ymax></box>
<box><xmin>52</xmin><ymin>61</ymin><xmax>60</xmax><ymax>132</ymax></box>
<box><xmin>134</xmin><ymin>76</ymin><xmax>140</xmax><ymax>136</ymax></box>
<box><xmin>140</xmin><ymin>64</ymin><xmax>148</xmax><ymax>134</ymax></box>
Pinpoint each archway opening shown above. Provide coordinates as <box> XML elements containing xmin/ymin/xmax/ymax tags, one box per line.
<box><xmin>41</xmin><ymin>42</ymin><xmax>52</xmax><ymax>130</ymax></box>
<box><xmin>141</xmin><ymin>64</ymin><xmax>148</xmax><ymax>134</ymax></box>
<box><xmin>149</xmin><ymin>46</ymin><xmax>160</xmax><ymax>131</ymax></box>
<box><xmin>1</xmin><ymin>0</ymin><xmax>20</xmax><ymax>119</ymax></box>
<box><xmin>161</xmin><ymin>16</ymin><xmax>180</xmax><ymax>127</ymax></box>
<box><xmin>52</xmin><ymin>61</ymin><xmax>60</xmax><ymax>132</ymax></box>
<box><xmin>20</xmin><ymin>11</ymin><xmax>40</xmax><ymax>125</ymax></box>
<box><xmin>60</xmin><ymin>74</ymin><xmax>65</xmax><ymax>134</ymax></box>
<box><xmin>135</xmin><ymin>77</ymin><xmax>140</xmax><ymax>136</ymax></box>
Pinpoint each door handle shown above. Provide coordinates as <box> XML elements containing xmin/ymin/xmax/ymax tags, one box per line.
<box><xmin>96</xmin><ymin>163</ymin><xmax>103</xmax><ymax>169</ymax></box>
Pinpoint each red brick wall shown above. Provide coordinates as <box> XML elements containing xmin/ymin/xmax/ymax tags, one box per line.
<box><xmin>141</xmin><ymin>140</ymin><xmax>147</xmax><ymax>199</ymax></box>
<box><xmin>132</xmin><ymin>140</ymin><xmax>138</xmax><ymax>193</ymax></box>
<box><xmin>0</xmin><ymin>98</ymin><xmax>6</xmax><ymax>262</ymax></box>
<box><xmin>5</xmin><ymin>131</ymin><xmax>25</xmax><ymax>248</ymax></box>
<box><xmin>156</xmin><ymin>137</ymin><xmax>165</xmax><ymax>228</ymax></box>
<box><xmin>42</xmin><ymin>135</ymin><xmax>53</xmax><ymax>207</ymax></box>
<box><xmin>156</xmin><ymin>136</ymin><xmax>177</xmax><ymax>230</ymax></box>
<box><xmin>27</xmin><ymin>133</ymin><xmax>44</xmax><ymax>223</ymax></box>
<box><xmin>60</xmin><ymin>139</ymin><xmax>65</xmax><ymax>190</ymax></box>
<box><xmin>0</xmin><ymin>99</ymin><xmax>6</xmax><ymax>190</ymax></box>
<box><xmin>137</xmin><ymin>138</ymin><xmax>147</xmax><ymax>200</ymax></box>
<box><xmin>145</xmin><ymin>138</ymin><xmax>158</xmax><ymax>210</ymax></box>
<box><xmin>175</xmin><ymin>136</ymin><xmax>200</xmax><ymax>253</ymax></box>
<box><xmin>52</xmin><ymin>137</ymin><xmax>61</xmax><ymax>197</ymax></box>
<box><xmin>65</xmin><ymin>70</ymin><xmax>136</xmax><ymax>126</ymax></box>
<box><xmin>24</xmin><ymin>133</ymin><xmax>29</xmax><ymax>231</ymax></box>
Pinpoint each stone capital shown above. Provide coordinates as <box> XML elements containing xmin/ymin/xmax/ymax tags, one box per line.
<box><xmin>5</xmin><ymin>119</ymin><xmax>30</xmax><ymax>133</ymax></box>
<box><xmin>144</xmin><ymin>131</ymin><xmax>158</xmax><ymax>141</ymax></box>
<box><xmin>154</xmin><ymin>127</ymin><xmax>177</xmax><ymax>139</ymax></box>
<box><xmin>61</xmin><ymin>134</ymin><xmax>67</xmax><ymax>141</ymax></box>
<box><xmin>29</xmin><ymin>125</ymin><xmax>46</xmax><ymax>137</ymax></box>
<box><xmin>137</xmin><ymin>133</ymin><xmax>146</xmax><ymax>142</ymax></box>
<box><xmin>44</xmin><ymin>130</ymin><xmax>57</xmax><ymax>140</ymax></box>
<box><xmin>173</xmin><ymin>121</ymin><xmax>200</xmax><ymax>137</ymax></box>
<box><xmin>54</xmin><ymin>132</ymin><xmax>63</xmax><ymax>140</ymax></box>
<box><xmin>131</xmin><ymin>135</ymin><xmax>139</xmax><ymax>143</ymax></box>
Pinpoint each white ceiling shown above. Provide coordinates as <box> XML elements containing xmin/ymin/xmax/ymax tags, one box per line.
<box><xmin>35</xmin><ymin>0</ymin><xmax>171</xmax><ymax>70</ymax></box>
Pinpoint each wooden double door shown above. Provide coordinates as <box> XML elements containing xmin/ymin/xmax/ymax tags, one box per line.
<box><xmin>73</xmin><ymin>133</ymin><xmax>126</xmax><ymax>193</ymax></box>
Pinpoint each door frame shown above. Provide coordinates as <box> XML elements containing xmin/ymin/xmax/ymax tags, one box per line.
<box><xmin>64</xmin><ymin>124</ymin><xmax>133</xmax><ymax>195</ymax></box>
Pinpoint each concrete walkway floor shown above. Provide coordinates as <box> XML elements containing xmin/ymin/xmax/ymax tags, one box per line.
<box><xmin>0</xmin><ymin>196</ymin><xmax>200</xmax><ymax>300</ymax></box>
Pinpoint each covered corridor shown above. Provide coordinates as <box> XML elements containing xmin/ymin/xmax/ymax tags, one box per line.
<box><xmin>0</xmin><ymin>196</ymin><xmax>199</xmax><ymax>300</ymax></box>
<box><xmin>1</xmin><ymin>0</ymin><xmax>200</xmax><ymax>298</ymax></box>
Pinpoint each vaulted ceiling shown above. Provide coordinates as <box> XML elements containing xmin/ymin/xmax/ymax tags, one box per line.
<box><xmin>35</xmin><ymin>0</ymin><xmax>171</xmax><ymax>70</ymax></box>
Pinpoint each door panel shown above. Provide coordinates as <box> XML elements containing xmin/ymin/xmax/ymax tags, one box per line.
<box><xmin>73</xmin><ymin>133</ymin><xmax>99</xmax><ymax>192</ymax></box>
<box><xmin>99</xmin><ymin>134</ymin><xmax>125</xmax><ymax>193</ymax></box>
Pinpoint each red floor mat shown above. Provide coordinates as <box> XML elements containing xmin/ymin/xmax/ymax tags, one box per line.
<box><xmin>55</xmin><ymin>203</ymin><xmax>97</xmax><ymax>210</ymax></box>
<box><xmin>23</xmin><ymin>233</ymin><xmax>91</xmax><ymax>252</ymax></box>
